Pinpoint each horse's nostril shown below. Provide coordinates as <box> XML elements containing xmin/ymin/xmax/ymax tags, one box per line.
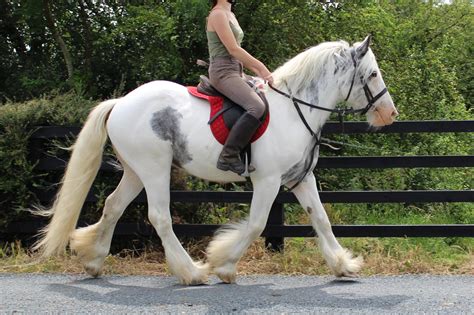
<box><xmin>391</xmin><ymin>110</ymin><xmax>399</xmax><ymax>117</ymax></box>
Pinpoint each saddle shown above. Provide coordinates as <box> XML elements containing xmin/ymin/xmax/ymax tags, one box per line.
<box><xmin>188</xmin><ymin>75</ymin><xmax>270</xmax><ymax>145</ymax></box>
<box><xmin>187</xmin><ymin>75</ymin><xmax>270</xmax><ymax>175</ymax></box>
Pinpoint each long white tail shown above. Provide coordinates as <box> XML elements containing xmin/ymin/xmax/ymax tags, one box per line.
<box><xmin>33</xmin><ymin>99</ymin><xmax>119</xmax><ymax>257</ymax></box>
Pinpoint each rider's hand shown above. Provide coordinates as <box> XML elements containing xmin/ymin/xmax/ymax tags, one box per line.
<box><xmin>260</xmin><ymin>67</ymin><xmax>274</xmax><ymax>85</ymax></box>
<box><xmin>264</xmin><ymin>74</ymin><xmax>274</xmax><ymax>85</ymax></box>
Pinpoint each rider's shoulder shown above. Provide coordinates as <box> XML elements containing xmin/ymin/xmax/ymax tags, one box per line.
<box><xmin>208</xmin><ymin>8</ymin><xmax>229</xmax><ymax>20</ymax></box>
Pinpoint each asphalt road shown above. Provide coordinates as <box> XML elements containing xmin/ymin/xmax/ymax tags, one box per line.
<box><xmin>0</xmin><ymin>274</ymin><xmax>472</xmax><ymax>314</ymax></box>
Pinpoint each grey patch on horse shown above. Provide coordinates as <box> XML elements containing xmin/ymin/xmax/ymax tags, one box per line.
<box><xmin>306</xmin><ymin>207</ymin><xmax>313</xmax><ymax>214</ymax></box>
<box><xmin>281</xmin><ymin>137</ymin><xmax>320</xmax><ymax>185</ymax></box>
<box><xmin>281</xmin><ymin>163</ymin><xmax>305</xmax><ymax>186</ymax></box>
<box><xmin>320</xmin><ymin>66</ymin><xmax>327</xmax><ymax>80</ymax></box>
<box><xmin>318</xmin><ymin>73</ymin><xmax>329</xmax><ymax>90</ymax></box>
<box><xmin>150</xmin><ymin>107</ymin><xmax>192</xmax><ymax>166</ymax></box>
<box><xmin>336</xmin><ymin>61</ymin><xmax>351</xmax><ymax>76</ymax></box>
<box><xmin>307</xmin><ymin>80</ymin><xmax>320</xmax><ymax>111</ymax></box>
<box><xmin>333</xmin><ymin>53</ymin><xmax>343</xmax><ymax>75</ymax></box>
<box><xmin>334</xmin><ymin>49</ymin><xmax>352</xmax><ymax>75</ymax></box>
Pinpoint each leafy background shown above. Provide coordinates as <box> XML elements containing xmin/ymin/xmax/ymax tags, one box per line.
<box><xmin>0</xmin><ymin>1</ymin><xmax>472</xmax><ymax>254</ymax></box>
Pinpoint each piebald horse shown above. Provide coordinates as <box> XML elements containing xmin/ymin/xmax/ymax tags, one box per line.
<box><xmin>34</xmin><ymin>36</ymin><xmax>398</xmax><ymax>285</ymax></box>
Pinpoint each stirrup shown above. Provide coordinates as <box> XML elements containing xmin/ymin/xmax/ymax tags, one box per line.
<box><xmin>241</xmin><ymin>153</ymin><xmax>251</xmax><ymax>177</ymax></box>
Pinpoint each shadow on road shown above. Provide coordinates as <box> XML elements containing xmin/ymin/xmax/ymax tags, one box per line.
<box><xmin>46</xmin><ymin>276</ymin><xmax>409</xmax><ymax>312</ymax></box>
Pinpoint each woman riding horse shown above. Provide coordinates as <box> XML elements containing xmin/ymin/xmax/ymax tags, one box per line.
<box><xmin>33</xmin><ymin>13</ymin><xmax>397</xmax><ymax>283</ymax></box>
<box><xmin>208</xmin><ymin>0</ymin><xmax>273</xmax><ymax>175</ymax></box>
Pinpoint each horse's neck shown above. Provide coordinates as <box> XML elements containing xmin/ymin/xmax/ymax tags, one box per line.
<box><xmin>267</xmin><ymin>86</ymin><xmax>335</xmax><ymax>152</ymax></box>
<box><xmin>276</xmin><ymin>74</ymin><xmax>339</xmax><ymax>137</ymax></box>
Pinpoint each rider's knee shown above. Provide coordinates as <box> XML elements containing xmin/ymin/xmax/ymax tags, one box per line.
<box><xmin>248</xmin><ymin>102</ymin><xmax>265</xmax><ymax>120</ymax></box>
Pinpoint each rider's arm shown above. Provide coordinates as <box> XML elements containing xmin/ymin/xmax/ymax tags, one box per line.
<box><xmin>208</xmin><ymin>10</ymin><xmax>273</xmax><ymax>82</ymax></box>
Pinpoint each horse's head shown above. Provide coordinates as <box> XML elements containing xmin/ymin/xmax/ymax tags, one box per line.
<box><xmin>337</xmin><ymin>35</ymin><xmax>398</xmax><ymax>127</ymax></box>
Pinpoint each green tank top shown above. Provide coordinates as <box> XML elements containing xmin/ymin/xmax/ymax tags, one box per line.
<box><xmin>207</xmin><ymin>22</ymin><xmax>244</xmax><ymax>59</ymax></box>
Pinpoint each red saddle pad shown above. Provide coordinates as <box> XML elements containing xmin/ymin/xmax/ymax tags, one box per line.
<box><xmin>187</xmin><ymin>86</ymin><xmax>269</xmax><ymax>145</ymax></box>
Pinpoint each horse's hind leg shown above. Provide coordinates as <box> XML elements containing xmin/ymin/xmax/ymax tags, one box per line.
<box><xmin>206</xmin><ymin>176</ymin><xmax>281</xmax><ymax>283</ymax></box>
<box><xmin>289</xmin><ymin>173</ymin><xmax>363</xmax><ymax>277</ymax></box>
<box><xmin>70</xmin><ymin>160</ymin><xmax>143</xmax><ymax>277</ymax></box>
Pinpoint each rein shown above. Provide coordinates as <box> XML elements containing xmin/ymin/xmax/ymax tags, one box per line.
<box><xmin>268</xmin><ymin>82</ymin><xmax>387</xmax><ymax>130</ymax></box>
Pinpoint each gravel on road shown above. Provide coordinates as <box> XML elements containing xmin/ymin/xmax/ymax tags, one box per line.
<box><xmin>0</xmin><ymin>274</ymin><xmax>472</xmax><ymax>314</ymax></box>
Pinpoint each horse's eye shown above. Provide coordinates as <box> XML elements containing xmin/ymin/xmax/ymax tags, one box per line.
<box><xmin>370</xmin><ymin>71</ymin><xmax>378</xmax><ymax>79</ymax></box>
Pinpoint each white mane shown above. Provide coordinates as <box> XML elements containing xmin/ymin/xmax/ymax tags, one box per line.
<box><xmin>273</xmin><ymin>41</ymin><xmax>350</xmax><ymax>94</ymax></box>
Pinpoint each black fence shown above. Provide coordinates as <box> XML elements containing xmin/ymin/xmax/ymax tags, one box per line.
<box><xmin>5</xmin><ymin>120</ymin><xmax>474</xmax><ymax>250</ymax></box>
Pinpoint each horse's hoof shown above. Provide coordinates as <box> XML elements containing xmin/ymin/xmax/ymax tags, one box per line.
<box><xmin>214</xmin><ymin>266</ymin><xmax>236</xmax><ymax>283</ymax></box>
<box><xmin>177</xmin><ymin>262</ymin><xmax>209</xmax><ymax>286</ymax></box>
<box><xmin>331</xmin><ymin>249</ymin><xmax>363</xmax><ymax>278</ymax></box>
<box><xmin>179</xmin><ymin>274</ymin><xmax>209</xmax><ymax>286</ymax></box>
<box><xmin>217</xmin><ymin>272</ymin><xmax>236</xmax><ymax>284</ymax></box>
<box><xmin>179</xmin><ymin>276</ymin><xmax>208</xmax><ymax>286</ymax></box>
<box><xmin>84</xmin><ymin>264</ymin><xmax>102</xmax><ymax>278</ymax></box>
<box><xmin>337</xmin><ymin>272</ymin><xmax>359</xmax><ymax>278</ymax></box>
<box><xmin>212</xmin><ymin>262</ymin><xmax>237</xmax><ymax>283</ymax></box>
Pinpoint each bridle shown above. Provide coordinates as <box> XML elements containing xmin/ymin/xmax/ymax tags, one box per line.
<box><xmin>269</xmin><ymin>48</ymin><xmax>388</xmax><ymax>190</ymax></box>
<box><xmin>269</xmin><ymin>48</ymin><xmax>388</xmax><ymax>136</ymax></box>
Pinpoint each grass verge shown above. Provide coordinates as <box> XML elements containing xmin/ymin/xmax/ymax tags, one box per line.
<box><xmin>0</xmin><ymin>237</ymin><xmax>472</xmax><ymax>276</ymax></box>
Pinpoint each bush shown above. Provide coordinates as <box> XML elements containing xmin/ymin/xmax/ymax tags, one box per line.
<box><xmin>0</xmin><ymin>92</ymin><xmax>244</xmax><ymax>232</ymax></box>
<box><xmin>0</xmin><ymin>93</ymin><xmax>95</xmax><ymax>229</ymax></box>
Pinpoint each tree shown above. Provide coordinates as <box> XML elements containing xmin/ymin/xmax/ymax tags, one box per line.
<box><xmin>43</xmin><ymin>0</ymin><xmax>74</xmax><ymax>81</ymax></box>
<box><xmin>0</xmin><ymin>0</ymin><xmax>471</xmax><ymax>110</ymax></box>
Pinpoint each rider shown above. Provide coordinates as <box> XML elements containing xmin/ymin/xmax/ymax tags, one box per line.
<box><xmin>207</xmin><ymin>0</ymin><xmax>273</xmax><ymax>175</ymax></box>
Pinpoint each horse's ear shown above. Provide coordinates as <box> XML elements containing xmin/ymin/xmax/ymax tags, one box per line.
<box><xmin>355</xmin><ymin>35</ymin><xmax>372</xmax><ymax>60</ymax></box>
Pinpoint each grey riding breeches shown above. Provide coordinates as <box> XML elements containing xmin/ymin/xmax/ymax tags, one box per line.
<box><xmin>208</xmin><ymin>56</ymin><xmax>266</xmax><ymax>119</ymax></box>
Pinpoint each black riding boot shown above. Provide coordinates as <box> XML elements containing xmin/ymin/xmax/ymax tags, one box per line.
<box><xmin>217</xmin><ymin>112</ymin><xmax>261</xmax><ymax>175</ymax></box>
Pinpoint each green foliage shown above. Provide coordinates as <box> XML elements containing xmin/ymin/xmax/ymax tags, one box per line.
<box><xmin>91</xmin><ymin>5</ymin><xmax>183</xmax><ymax>97</ymax></box>
<box><xmin>1</xmin><ymin>1</ymin><xmax>472</xmax><ymax>108</ymax></box>
<box><xmin>0</xmin><ymin>93</ymin><xmax>95</xmax><ymax>228</ymax></box>
<box><xmin>0</xmin><ymin>1</ymin><xmax>472</xmax><ymax>237</ymax></box>
<box><xmin>178</xmin><ymin>175</ymin><xmax>250</xmax><ymax>224</ymax></box>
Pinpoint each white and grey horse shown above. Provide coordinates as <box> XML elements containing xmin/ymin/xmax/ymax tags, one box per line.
<box><xmin>34</xmin><ymin>36</ymin><xmax>398</xmax><ymax>285</ymax></box>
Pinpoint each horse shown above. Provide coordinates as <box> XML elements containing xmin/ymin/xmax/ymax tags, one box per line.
<box><xmin>34</xmin><ymin>36</ymin><xmax>398</xmax><ymax>285</ymax></box>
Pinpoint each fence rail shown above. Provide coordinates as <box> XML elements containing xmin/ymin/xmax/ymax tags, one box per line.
<box><xmin>29</xmin><ymin>120</ymin><xmax>474</xmax><ymax>138</ymax></box>
<box><xmin>4</xmin><ymin>120</ymin><xmax>474</xmax><ymax>248</ymax></box>
<box><xmin>34</xmin><ymin>155</ymin><xmax>474</xmax><ymax>170</ymax></box>
<box><xmin>34</xmin><ymin>189</ymin><xmax>473</xmax><ymax>204</ymax></box>
<box><xmin>5</xmin><ymin>222</ymin><xmax>473</xmax><ymax>238</ymax></box>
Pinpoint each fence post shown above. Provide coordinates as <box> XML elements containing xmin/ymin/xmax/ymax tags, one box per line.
<box><xmin>265</xmin><ymin>188</ymin><xmax>285</xmax><ymax>252</ymax></box>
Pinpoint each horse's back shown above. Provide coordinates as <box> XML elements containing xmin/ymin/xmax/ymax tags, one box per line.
<box><xmin>107</xmin><ymin>81</ymin><xmax>189</xmax><ymax>158</ymax></box>
<box><xmin>111</xmin><ymin>80</ymin><xmax>187</xmax><ymax>116</ymax></box>
<box><xmin>108</xmin><ymin>80</ymin><xmax>198</xmax><ymax>132</ymax></box>
<box><xmin>105</xmin><ymin>80</ymin><xmax>238</xmax><ymax>181</ymax></box>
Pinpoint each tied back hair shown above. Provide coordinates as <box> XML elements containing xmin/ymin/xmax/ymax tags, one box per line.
<box><xmin>210</xmin><ymin>0</ymin><xmax>235</xmax><ymax>11</ymax></box>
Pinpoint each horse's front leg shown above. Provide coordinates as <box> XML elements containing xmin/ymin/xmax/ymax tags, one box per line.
<box><xmin>206</xmin><ymin>176</ymin><xmax>281</xmax><ymax>283</ymax></box>
<box><xmin>289</xmin><ymin>173</ymin><xmax>363</xmax><ymax>277</ymax></box>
